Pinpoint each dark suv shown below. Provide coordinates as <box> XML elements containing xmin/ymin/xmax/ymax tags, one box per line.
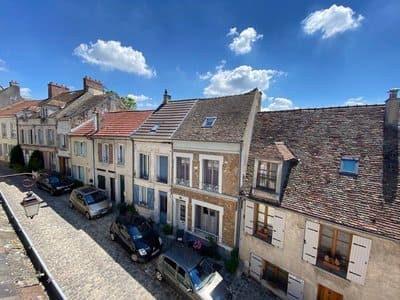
<box><xmin>36</xmin><ymin>172</ymin><xmax>74</xmax><ymax>195</ymax></box>
<box><xmin>109</xmin><ymin>214</ymin><xmax>163</xmax><ymax>262</ymax></box>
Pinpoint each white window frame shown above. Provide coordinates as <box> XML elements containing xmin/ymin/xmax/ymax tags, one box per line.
<box><xmin>173</xmin><ymin>152</ymin><xmax>193</xmax><ymax>187</ymax></box>
<box><xmin>253</xmin><ymin>159</ymin><xmax>283</xmax><ymax>194</ymax></box>
<box><xmin>139</xmin><ymin>186</ymin><xmax>148</xmax><ymax>206</ymax></box>
<box><xmin>1</xmin><ymin>123</ymin><xmax>6</xmax><ymax>138</ymax></box>
<box><xmin>10</xmin><ymin>123</ymin><xmax>15</xmax><ymax>138</ymax></box>
<box><xmin>47</xmin><ymin>129</ymin><xmax>54</xmax><ymax>145</ymax></box>
<box><xmin>137</xmin><ymin>153</ymin><xmax>149</xmax><ymax>179</ymax></box>
<box><xmin>102</xmin><ymin>143</ymin><xmax>109</xmax><ymax>163</ymax></box>
<box><xmin>156</xmin><ymin>154</ymin><xmax>169</xmax><ymax>184</ymax></box>
<box><xmin>59</xmin><ymin>134</ymin><xmax>67</xmax><ymax>149</ymax></box>
<box><xmin>191</xmin><ymin>199</ymin><xmax>223</xmax><ymax>243</ymax></box>
<box><xmin>117</xmin><ymin>144</ymin><xmax>124</xmax><ymax>165</ymax></box>
<box><xmin>37</xmin><ymin>128</ymin><xmax>44</xmax><ymax>145</ymax></box>
<box><xmin>199</xmin><ymin>154</ymin><xmax>223</xmax><ymax>194</ymax></box>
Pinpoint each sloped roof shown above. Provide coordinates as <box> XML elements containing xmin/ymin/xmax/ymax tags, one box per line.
<box><xmin>173</xmin><ymin>89</ymin><xmax>260</xmax><ymax>143</ymax></box>
<box><xmin>133</xmin><ymin>100</ymin><xmax>197</xmax><ymax>139</ymax></box>
<box><xmin>41</xmin><ymin>90</ymin><xmax>85</xmax><ymax>107</ymax></box>
<box><xmin>70</xmin><ymin>118</ymin><xmax>96</xmax><ymax>136</ymax></box>
<box><xmin>243</xmin><ymin>105</ymin><xmax>400</xmax><ymax>240</ymax></box>
<box><xmin>0</xmin><ymin>100</ymin><xmax>41</xmax><ymax>117</ymax></box>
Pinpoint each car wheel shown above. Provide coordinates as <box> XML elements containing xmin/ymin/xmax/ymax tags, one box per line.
<box><xmin>50</xmin><ymin>189</ymin><xmax>56</xmax><ymax>196</ymax></box>
<box><xmin>155</xmin><ymin>270</ymin><xmax>163</xmax><ymax>281</ymax></box>
<box><xmin>131</xmin><ymin>253</ymin><xmax>138</xmax><ymax>262</ymax></box>
<box><xmin>69</xmin><ymin>201</ymin><xmax>74</xmax><ymax>209</ymax></box>
<box><xmin>110</xmin><ymin>231</ymin><xmax>116</xmax><ymax>241</ymax></box>
<box><xmin>85</xmin><ymin>212</ymin><xmax>91</xmax><ymax>220</ymax></box>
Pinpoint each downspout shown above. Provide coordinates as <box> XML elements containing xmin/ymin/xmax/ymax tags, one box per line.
<box><xmin>15</xmin><ymin>115</ymin><xmax>19</xmax><ymax>144</ymax></box>
<box><xmin>235</xmin><ymin>141</ymin><xmax>243</xmax><ymax>249</ymax></box>
<box><xmin>171</xmin><ymin>140</ymin><xmax>174</xmax><ymax>228</ymax></box>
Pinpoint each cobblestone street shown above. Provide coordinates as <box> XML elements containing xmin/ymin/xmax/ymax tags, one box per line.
<box><xmin>0</xmin><ymin>165</ymin><xmax>277</xmax><ymax>300</ymax></box>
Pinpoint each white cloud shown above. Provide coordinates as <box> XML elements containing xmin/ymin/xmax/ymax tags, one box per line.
<box><xmin>344</xmin><ymin>96</ymin><xmax>366</xmax><ymax>106</ymax></box>
<box><xmin>302</xmin><ymin>4</ymin><xmax>364</xmax><ymax>39</ymax></box>
<box><xmin>73</xmin><ymin>40</ymin><xmax>155</xmax><ymax>77</ymax></box>
<box><xmin>262</xmin><ymin>97</ymin><xmax>298</xmax><ymax>111</ymax></box>
<box><xmin>0</xmin><ymin>59</ymin><xmax>8</xmax><ymax>72</ymax></box>
<box><xmin>126</xmin><ymin>94</ymin><xmax>151</xmax><ymax>102</ymax></box>
<box><xmin>20</xmin><ymin>87</ymin><xmax>32</xmax><ymax>98</ymax></box>
<box><xmin>228</xmin><ymin>27</ymin><xmax>263</xmax><ymax>54</ymax></box>
<box><xmin>202</xmin><ymin>65</ymin><xmax>282</xmax><ymax>98</ymax></box>
<box><xmin>138</xmin><ymin>102</ymin><xmax>157</xmax><ymax>109</ymax></box>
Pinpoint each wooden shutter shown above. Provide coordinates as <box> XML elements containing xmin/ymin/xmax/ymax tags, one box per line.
<box><xmin>244</xmin><ymin>200</ymin><xmax>255</xmax><ymax>235</ymax></box>
<box><xmin>109</xmin><ymin>144</ymin><xmax>113</xmax><ymax>164</ymax></box>
<box><xmin>346</xmin><ymin>235</ymin><xmax>372</xmax><ymax>285</ymax></box>
<box><xmin>133</xmin><ymin>184</ymin><xmax>139</xmax><ymax>204</ymax></box>
<box><xmin>272</xmin><ymin>210</ymin><xmax>286</xmax><ymax>248</ymax></box>
<box><xmin>287</xmin><ymin>274</ymin><xmax>304</xmax><ymax>300</ymax></box>
<box><xmin>249</xmin><ymin>253</ymin><xmax>263</xmax><ymax>280</ymax></box>
<box><xmin>302</xmin><ymin>220</ymin><xmax>320</xmax><ymax>265</ymax></box>
<box><xmin>147</xmin><ymin>188</ymin><xmax>154</xmax><ymax>209</ymax></box>
<box><xmin>98</xmin><ymin>143</ymin><xmax>102</xmax><ymax>162</ymax></box>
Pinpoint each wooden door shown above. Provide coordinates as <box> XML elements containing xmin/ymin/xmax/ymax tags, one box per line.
<box><xmin>317</xmin><ymin>285</ymin><xmax>343</xmax><ymax>300</ymax></box>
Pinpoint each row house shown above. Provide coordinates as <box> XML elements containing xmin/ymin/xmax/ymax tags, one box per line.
<box><xmin>132</xmin><ymin>91</ymin><xmax>196</xmax><ymax>224</ymax></box>
<box><xmin>239</xmin><ymin>90</ymin><xmax>400</xmax><ymax>299</ymax></box>
<box><xmin>0</xmin><ymin>100</ymin><xmax>41</xmax><ymax>162</ymax></box>
<box><xmin>171</xmin><ymin>89</ymin><xmax>260</xmax><ymax>251</ymax></box>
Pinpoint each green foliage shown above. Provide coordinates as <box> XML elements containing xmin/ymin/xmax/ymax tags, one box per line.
<box><xmin>118</xmin><ymin>202</ymin><xmax>137</xmax><ymax>215</ymax></box>
<box><xmin>9</xmin><ymin>144</ymin><xmax>25</xmax><ymax>169</ymax></box>
<box><xmin>201</xmin><ymin>236</ymin><xmax>220</xmax><ymax>259</ymax></box>
<box><xmin>163</xmin><ymin>223</ymin><xmax>173</xmax><ymax>235</ymax></box>
<box><xmin>72</xmin><ymin>179</ymin><xmax>84</xmax><ymax>189</ymax></box>
<box><xmin>121</xmin><ymin>96</ymin><xmax>137</xmax><ymax>110</ymax></box>
<box><xmin>224</xmin><ymin>248</ymin><xmax>239</xmax><ymax>274</ymax></box>
<box><xmin>27</xmin><ymin>150</ymin><xmax>44</xmax><ymax>171</ymax></box>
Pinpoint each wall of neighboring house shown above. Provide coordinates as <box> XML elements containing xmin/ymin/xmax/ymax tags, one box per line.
<box><xmin>240</xmin><ymin>200</ymin><xmax>400</xmax><ymax>300</ymax></box>
<box><xmin>172</xmin><ymin>141</ymin><xmax>241</xmax><ymax>250</ymax></box>
<box><xmin>133</xmin><ymin>140</ymin><xmax>172</xmax><ymax>224</ymax></box>
<box><xmin>94</xmin><ymin>138</ymin><xmax>134</xmax><ymax>204</ymax></box>
<box><xmin>0</xmin><ymin>116</ymin><xmax>17</xmax><ymax>161</ymax></box>
<box><xmin>70</xmin><ymin>136</ymin><xmax>93</xmax><ymax>185</ymax></box>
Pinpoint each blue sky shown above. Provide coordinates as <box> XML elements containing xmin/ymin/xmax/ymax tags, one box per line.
<box><xmin>0</xmin><ymin>0</ymin><xmax>399</xmax><ymax>110</ymax></box>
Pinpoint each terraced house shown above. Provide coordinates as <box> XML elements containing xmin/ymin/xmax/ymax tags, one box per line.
<box><xmin>172</xmin><ymin>89</ymin><xmax>261</xmax><ymax>251</ymax></box>
<box><xmin>239</xmin><ymin>89</ymin><xmax>400</xmax><ymax>300</ymax></box>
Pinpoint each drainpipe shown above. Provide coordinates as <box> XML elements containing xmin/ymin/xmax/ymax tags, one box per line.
<box><xmin>235</xmin><ymin>141</ymin><xmax>243</xmax><ymax>249</ymax></box>
<box><xmin>171</xmin><ymin>140</ymin><xmax>174</xmax><ymax>228</ymax></box>
<box><xmin>16</xmin><ymin>115</ymin><xmax>19</xmax><ymax>144</ymax></box>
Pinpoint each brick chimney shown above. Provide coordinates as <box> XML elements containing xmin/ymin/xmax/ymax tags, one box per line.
<box><xmin>163</xmin><ymin>89</ymin><xmax>171</xmax><ymax>104</ymax></box>
<box><xmin>385</xmin><ymin>88</ymin><xmax>400</xmax><ymax>128</ymax></box>
<box><xmin>9</xmin><ymin>80</ymin><xmax>19</xmax><ymax>87</ymax></box>
<box><xmin>83</xmin><ymin>76</ymin><xmax>104</xmax><ymax>95</ymax></box>
<box><xmin>48</xmin><ymin>82</ymin><xmax>69</xmax><ymax>98</ymax></box>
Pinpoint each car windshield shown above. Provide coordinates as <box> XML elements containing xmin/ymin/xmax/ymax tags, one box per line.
<box><xmin>127</xmin><ymin>222</ymin><xmax>151</xmax><ymax>240</ymax></box>
<box><xmin>49</xmin><ymin>176</ymin><xmax>60</xmax><ymax>184</ymax></box>
<box><xmin>189</xmin><ymin>258</ymin><xmax>215</xmax><ymax>290</ymax></box>
<box><xmin>84</xmin><ymin>191</ymin><xmax>107</xmax><ymax>205</ymax></box>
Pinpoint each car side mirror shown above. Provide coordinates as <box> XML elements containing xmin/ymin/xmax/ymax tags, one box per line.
<box><xmin>186</xmin><ymin>288</ymin><xmax>192</xmax><ymax>293</ymax></box>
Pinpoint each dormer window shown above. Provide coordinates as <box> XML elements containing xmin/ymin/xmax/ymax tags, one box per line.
<box><xmin>40</xmin><ymin>107</ymin><xmax>48</xmax><ymax>118</ymax></box>
<box><xmin>256</xmin><ymin>161</ymin><xmax>278</xmax><ymax>192</ymax></box>
<box><xmin>202</xmin><ymin>117</ymin><xmax>217</xmax><ymax>128</ymax></box>
<box><xmin>340</xmin><ymin>157</ymin><xmax>359</xmax><ymax>175</ymax></box>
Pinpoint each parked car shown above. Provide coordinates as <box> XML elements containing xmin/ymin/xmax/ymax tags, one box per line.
<box><xmin>36</xmin><ymin>172</ymin><xmax>74</xmax><ymax>195</ymax></box>
<box><xmin>109</xmin><ymin>214</ymin><xmax>162</xmax><ymax>262</ymax></box>
<box><xmin>69</xmin><ymin>186</ymin><xmax>112</xmax><ymax>219</ymax></box>
<box><xmin>155</xmin><ymin>246</ymin><xmax>232</xmax><ymax>300</ymax></box>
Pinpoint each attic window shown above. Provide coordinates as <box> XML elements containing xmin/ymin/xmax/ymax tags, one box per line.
<box><xmin>202</xmin><ymin>117</ymin><xmax>217</xmax><ymax>128</ymax></box>
<box><xmin>340</xmin><ymin>157</ymin><xmax>359</xmax><ymax>175</ymax></box>
<box><xmin>150</xmin><ymin>123</ymin><xmax>160</xmax><ymax>132</ymax></box>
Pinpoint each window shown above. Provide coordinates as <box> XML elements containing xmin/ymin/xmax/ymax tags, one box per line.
<box><xmin>133</xmin><ymin>184</ymin><xmax>154</xmax><ymax>209</ymax></box>
<box><xmin>98</xmin><ymin>175</ymin><xmax>106</xmax><ymax>189</ymax></box>
<box><xmin>255</xmin><ymin>204</ymin><xmax>274</xmax><ymax>244</ymax></box>
<box><xmin>257</xmin><ymin>161</ymin><xmax>278</xmax><ymax>192</ymax></box>
<box><xmin>0</xmin><ymin>144</ymin><xmax>2</xmax><ymax>156</ymax></box>
<box><xmin>176</xmin><ymin>156</ymin><xmax>190</xmax><ymax>186</ymax></box>
<box><xmin>340</xmin><ymin>157</ymin><xmax>359</xmax><ymax>175</ymax></box>
<box><xmin>150</xmin><ymin>123</ymin><xmax>160</xmax><ymax>132</ymax></box>
<box><xmin>177</xmin><ymin>267</ymin><xmax>191</xmax><ymax>289</ymax></box>
<box><xmin>75</xmin><ymin>166</ymin><xmax>84</xmax><ymax>182</ymax></box>
<box><xmin>163</xmin><ymin>257</ymin><xmax>177</xmax><ymax>277</ymax></box>
<box><xmin>80</xmin><ymin>142</ymin><xmax>86</xmax><ymax>157</ymax></box>
<box><xmin>1</xmin><ymin>124</ymin><xmax>6</xmax><ymax>138</ymax></box>
<box><xmin>157</xmin><ymin>155</ymin><xmax>168</xmax><ymax>184</ymax></box>
<box><xmin>202</xmin><ymin>117</ymin><xmax>217</xmax><ymax>128</ymax></box>
<box><xmin>10</xmin><ymin>123</ymin><xmax>15</xmax><ymax>138</ymax></box>
<box><xmin>102</xmin><ymin>144</ymin><xmax>109</xmax><ymax>163</ymax></box>
<box><xmin>139</xmin><ymin>153</ymin><xmax>149</xmax><ymax>179</ymax></box>
<box><xmin>28</xmin><ymin>129</ymin><xmax>33</xmax><ymax>144</ymax></box>
<box><xmin>202</xmin><ymin>159</ymin><xmax>219</xmax><ymax>193</ymax></box>
<box><xmin>117</xmin><ymin>144</ymin><xmax>124</xmax><ymax>165</ymax></box>
<box><xmin>139</xmin><ymin>186</ymin><xmax>148</xmax><ymax>206</ymax></box>
<box><xmin>59</xmin><ymin>134</ymin><xmax>68</xmax><ymax>149</ymax></box>
<box><xmin>20</xmin><ymin>129</ymin><xmax>25</xmax><ymax>144</ymax></box>
<box><xmin>194</xmin><ymin>205</ymin><xmax>219</xmax><ymax>239</ymax></box>
<box><xmin>37</xmin><ymin>129</ymin><xmax>44</xmax><ymax>145</ymax></box>
<box><xmin>263</xmin><ymin>261</ymin><xmax>289</xmax><ymax>293</ymax></box>
<box><xmin>47</xmin><ymin>129</ymin><xmax>54</xmax><ymax>145</ymax></box>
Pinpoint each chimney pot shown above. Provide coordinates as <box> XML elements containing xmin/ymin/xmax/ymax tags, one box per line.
<box><xmin>163</xmin><ymin>89</ymin><xmax>171</xmax><ymax>104</ymax></box>
<box><xmin>83</xmin><ymin>76</ymin><xmax>104</xmax><ymax>95</ymax></box>
<box><xmin>389</xmin><ymin>88</ymin><xmax>399</xmax><ymax>100</ymax></box>
<box><xmin>48</xmin><ymin>82</ymin><xmax>69</xmax><ymax>98</ymax></box>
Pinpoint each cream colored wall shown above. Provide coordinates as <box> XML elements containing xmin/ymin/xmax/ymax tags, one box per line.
<box><xmin>70</xmin><ymin>136</ymin><xmax>93</xmax><ymax>185</ymax></box>
<box><xmin>239</xmin><ymin>205</ymin><xmax>400</xmax><ymax>300</ymax></box>
<box><xmin>0</xmin><ymin>116</ymin><xmax>17</xmax><ymax>161</ymax></box>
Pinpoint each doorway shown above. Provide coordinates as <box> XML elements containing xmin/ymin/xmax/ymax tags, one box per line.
<box><xmin>317</xmin><ymin>285</ymin><xmax>343</xmax><ymax>300</ymax></box>
<box><xmin>159</xmin><ymin>191</ymin><xmax>167</xmax><ymax>224</ymax></box>
<box><xmin>176</xmin><ymin>200</ymin><xmax>186</xmax><ymax>230</ymax></box>
<box><xmin>110</xmin><ymin>177</ymin><xmax>115</xmax><ymax>202</ymax></box>
<box><xmin>59</xmin><ymin>157</ymin><xmax>66</xmax><ymax>174</ymax></box>
<box><xmin>120</xmin><ymin>175</ymin><xmax>125</xmax><ymax>203</ymax></box>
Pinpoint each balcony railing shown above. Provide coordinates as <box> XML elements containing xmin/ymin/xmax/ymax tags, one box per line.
<box><xmin>202</xmin><ymin>183</ymin><xmax>219</xmax><ymax>193</ymax></box>
<box><xmin>176</xmin><ymin>178</ymin><xmax>190</xmax><ymax>187</ymax></box>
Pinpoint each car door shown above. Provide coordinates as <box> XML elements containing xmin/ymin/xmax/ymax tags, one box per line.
<box><xmin>162</xmin><ymin>257</ymin><xmax>178</xmax><ymax>287</ymax></box>
<box><xmin>75</xmin><ymin>193</ymin><xmax>86</xmax><ymax>213</ymax></box>
<box><xmin>176</xmin><ymin>266</ymin><xmax>197</xmax><ymax>299</ymax></box>
<box><xmin>119</xmin><ymin>224</ymin><xmax>134</xmax><ymax>251</ymax></box>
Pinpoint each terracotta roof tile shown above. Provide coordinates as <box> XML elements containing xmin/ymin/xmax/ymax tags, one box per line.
<box><xmin>0</xmin><ymin>100</ymin><xmax>41</xmax><ymax>116</ymax></box>
<box><xmin>70</xmin><ymin>118</ymin><xmax>96</xmax><ymax>136</ymax></box>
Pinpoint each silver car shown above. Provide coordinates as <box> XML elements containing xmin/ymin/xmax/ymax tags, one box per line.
<box><xmin>69</xmin><ymin>186</ymin><xmax>112</xmax><ymax>219</ymax></box>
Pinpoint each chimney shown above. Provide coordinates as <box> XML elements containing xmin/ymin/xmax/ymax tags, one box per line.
<box><xmin>9</xmin><ymin>80</ymin><xmax>19</xmax><ymax>87</ymax></box>
<box><xmin>83</xmin><ymin>76</ymin><xmax>104</xmax><ymax>95</ymax></box>
<box><xmin>48</xmin><ymin>82</ymin><xmax>69</xmax><ymax>98</ymax></box>
<box><xmin>8</xmin><ymin>80</ymin><xmax>21</xmax><ymax>100</ymax></box>
<box><xmin>163</xmin><ymin>89</ymin><xmax>171</xmax><ymax>104</ymax></box>
<box><xmin>385</xmin><ymin>88</ymin><xmax>400</xmax><ymax>128</ymax></box>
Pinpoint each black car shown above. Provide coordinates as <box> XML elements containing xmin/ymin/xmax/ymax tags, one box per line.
<box><xmin>109</xmin><ymin>214</ymin><xmax>163</xmax><ymax>262</ymax></box>
<box><xmin>36</xmin><ymin>172</ymin><xmax>74</xmax><ymax>195</ymax></box>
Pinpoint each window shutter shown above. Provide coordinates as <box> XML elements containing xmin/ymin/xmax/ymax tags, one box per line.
<box><xmin>109</xmin><ymin>144</ymin><xmax>113</xmax><ymax>164</ymax></box>
<box><xmin>244</xmin><ymin>200</ymin><xmax>255</xmax><ymax>235</ymax></box>
<box><xmin>134</xmin><ymin>185</ymin><xmax>140</xmax><ymax>204</ymax></box>
<box><xmin>346</xmin><ymin>235</ymin><xmax>372</xmax><ymax>285</ymax></box>
<box><xmin>272</xmin><ymin>210</ymin><xmax>286</xmax><ymax>248</ymax></box>
<box><xmin>302</xmin><ymin>220</ymin><xmax>320</xmax><ymax>265</ymax></box>
<box><xmin>249</xmin><ymin>253</ymin><xmax>263</xmax><ymax>280</ymax></box>
<box><xmin>98</xmin><ymin>143</ymin><xmax>102</xmax><ymax>162</ymax></box>
<box><xmin>287</xmin><ymin>274</ymin><xmax>304</xmax><ymax>300</ymax></box>
<box><xmin>147</xmin><ymin>188</ymin><xmax>154</xmax><ymax>209</ymax></box>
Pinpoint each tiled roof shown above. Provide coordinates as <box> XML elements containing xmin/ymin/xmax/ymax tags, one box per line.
<box><xmin>42</xmin><ymin>90</ymin><xmax>85</xmax><ymax>107</ymax></box>
<box><xmin>93</xmin><ymin>110</ymin><xmax>153</xmax><ymax>137</ymax></box>
<box><xmin>70</xmin><ymin>118</ymin><xmax>96</xmax><ymax>136</ymax></box>
<box><xmin>173</xmin><ymin>89</ymin><xmax>261</xmax><ymax>143</ymax></box>
<box><xmin>133</xmin><ymin>100</ymin><xmax>197</xmax><ymax>139</ymax></box>
<box><xmin>243</xmin><ymin>105</ymin><xmax>400</xmax><ymax>240</ymax></box>
<box><xmin>0</xmin><ymin>100</ymin><xmax>41</xmax><ymax>116</ymax></box>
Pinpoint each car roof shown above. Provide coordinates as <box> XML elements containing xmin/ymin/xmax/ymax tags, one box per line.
<box><xmin>74</xmin><ymin>186</ymin><xmax>99</xmax><ymax>195</ymax></box>
<box><xmin>162</xmin><ymin>245</ymin><xmax>202</xmax><ymax>271</ymax></box>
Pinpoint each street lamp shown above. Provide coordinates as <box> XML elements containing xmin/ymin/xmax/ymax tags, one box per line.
<box><xmin>21</xmin><ymin>191</ymin><xmax>41</xmax><ymax>219</ymax></box>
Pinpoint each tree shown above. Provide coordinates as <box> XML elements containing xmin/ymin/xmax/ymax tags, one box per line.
<box><xmin>28</xmin><ymin>150</ymin><xmax>44</xmax><ymax>171</ymax></box>
<box><xmin>9</xmin><ymin>144</ymin><xmax>25</xmax><ymax>169</ymax></box>
<box><xmin>121</xmin><ymin>96</ymin><xmax>137</xmax><ymax>110</ymax></box>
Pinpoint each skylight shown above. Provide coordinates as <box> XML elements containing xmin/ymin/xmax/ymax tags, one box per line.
<box><xmin>202</xmin><ymin>117</ymin><xmax>217</xmax><ymax>128</ymax></box>
<box><xmin>150</xmin><ymin>123</ymin><xmax>160</xmax><ymax>132</ymax></box>
<box><xmin>340</xmin><ymin>157</ymin><xmax>359</xmax><ymax>175</ymax></box>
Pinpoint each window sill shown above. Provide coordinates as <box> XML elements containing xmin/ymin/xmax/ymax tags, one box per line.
<box><xmin>252</xmin><ymin>188</ymin><xmax>279</xmax><ymax>202</ymax></box>
<box><xmin>137</xmin><ymin>203</ymin><xmax>152</xmax><ymax>209</ymax></box>
<box><xmin>315</xmin><ymin>260</ymin><xmax>348</xmax><ymax>280</ymax></box>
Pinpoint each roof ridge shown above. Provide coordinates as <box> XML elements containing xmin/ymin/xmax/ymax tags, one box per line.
<box><xmin>168</xmin><ymin>88</ymin><xmax>259</xmax><ymax>103</ymax></box>
<box><xmin>260</xmin><ymin>103</ymin><xmax>385</xmax><ymax>114</ymax></box>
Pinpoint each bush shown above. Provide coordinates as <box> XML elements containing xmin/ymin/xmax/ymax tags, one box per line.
<box><xmin>224</xmin><ymin>248</ymin><xmax>239</xmax><ymax>274</ymax></box>
<box><xmin>118</xmin><ymin>203</ymin><xmax>137</xmax><ymax>216</ymax></box>
<box><xmin>163</xmin><ymin>224</ymin><xmax>173</xmax><ymax>235</ymax></box>
<box><xmin>27</xmin><ymin>150</ymin><xmax>44</xmax><ymax>171</ymax></box>
<box><xmin>201</xmin><ymin>235</ymin><xmax>220</xmax><ymax>259</ymax></box>
<box><xmin>9</xmin><ymin>144</ymin><xmax>25</xmax><ymax>169</ymax></box>
<box><xmin>72</xmin><ymin>179</ymin><xmax>84</xmax><ymax>189</ymax></box>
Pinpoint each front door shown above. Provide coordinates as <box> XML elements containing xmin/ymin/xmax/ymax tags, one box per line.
<box><xmin>59</xmin><ymin>157</ymin><xmax>65</xmax><ymax>174</ymax></box>
<box><xmin>317</xmin><ymin>285</ymin><xmax>343</xmax><ymax>300</ymax></box>
<box><xmin>176</xmin><ymin>200</ymin><xmax>186</xmax><ymax>230</ymax></box>
<box><xmin>159</xmin><ymin>191</ymin><xmax>167</xmax><ymax>224</ymax></box>
<box><xmin>120</xmin><ymin>175</ymin><xmax>125</xmax><ymax>203</ymax></box>
<box><xmin>110</xmin><ymin>178</ymin><xmax>115</xmax><ymax>202</ymax></box>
